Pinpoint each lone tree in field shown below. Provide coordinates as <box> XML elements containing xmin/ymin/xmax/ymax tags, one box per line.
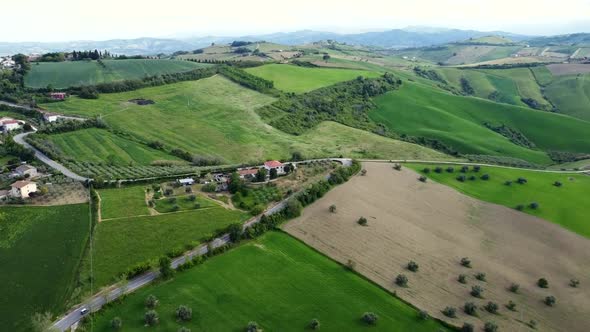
<box><xmin>554</xmin><ymin>181</ymin><xmax>563</xmax><ymax>187</ymax></box>
<box><xmin>418</xmin><ymin>175</ymin><xmax>428</xmax><ymax>182</ymax></box>
<box><xmin>357</xmin><ymin>217</ymin><xmax>368</xmax><ymax>226</ymax></box>
<box><xmin>506</xmin><ymin>300</ymin><xmax>517</xmax><ymax>311</ymax></box>
<box><xmin>457</xmin><ymin>175</ymin><xmax>466</xmax><ymax>182</ymax></box>
<box><xmin>509</xmin><ymin>283</ymin><xmax>520</xmax><ymax>293</ymax></box>
<box><xmin>481</xmin><ymin>174</ymin><xmax>490</xmax><ymax>180</ymax></box>
<box><xmin>407</xmin><ymin>261</ymin><xmax>419</xmax><ymax>272</ymax></box>
<box><xmin>460</xmin><ymin>257</ymin><xmax>472</xmax><ymax>268</ymax></box>
<box><xmin>393</xmin><ymin>163</ymin><xmax>402</xmax><ymax>171</ymax></box>
<box><xmin>176</xmin><ymin>305</ymin><xmax>192</xmax><ymax>322</ymax></box>
<box><xmin>323</xmin><ymin>54</ymin><xmax>331</xmax><ymax>63</ymax></box>
<box><xmin>434</xmin><ymin>167</ymin><xmax>443</xmax><ymax>173</ymax></box>
<box><xmin>471</xmin><ymin>285</ymin><xmax>484</xmax><ymax>298</ymax></box>
<box><xmin>446</xmin><ymin>166</ymin><xmax>454</xmax><ymax>173</ymax></box>
<box><xmin>461</xmin><ymin>322</ymin><xmax>475</xmax><ymax>332</ymax></box>
<box><xmin>463</xmin><ymin>302</ymin><xmax>477</xmax><ymax>316</ymax></box>
<box><xmin>460</xmin><ymin>165</ymin><xmax>469</xmax><ymax>173</ymax></box>
<box><xmin>329</xmin><ymin>204</ymin><xmax>337</xmax><ymax>213</ymax></box>
<box><xmin>475</xmin><ymin>272</ymin><xmax>487</xmax><ymax>282</ymax></box>
<box><xmin>530</xmin><ymin>202</ymin><xmax>539</xmax><ymax>209</ymax></box>
<box><xmin>515</xmin><ymin>204</ymin><xmax>525</xmax><ymax>211</ymax></box>
<box><xmin>504</xmin><ymin>180</ymin><xmax>513</xmax><ymax>186</ymax></box>
<box><xmin>484</xmin><ymin>301</ymin><xmax>499</xmax><ymax>314</ymax></box>
<box><xmin>442</xmin><ymin>306</ymin><xmax>457</xmax><ymax>318</ymax></box>
<box><xmin>484</xmin><ymin>322</ymin><xmax>498</xmax><ymax>332</ymax></box>
<box><xmin>458</xmin><ymin>274</ymin><xmax>467</xmax><ymax>284</ymax></box>
<box><xmin>361</xmin><ymin>312</ymin><xmax>378</xmax><ymax>325</ymax></box>
<box><xmin>395</xmin><ymin>274</ymin><xmax>409</xmax><ymax>287</ymax></box>
<box><xmin>145</xmin><ymin>295</ymin><xmax>159</xmax><ymax>309</ymax></box>
<box><xmin>473</xmin><ymin>165</ymin><xmax>481</xmax><ymax>172</ymax></box>
<box><xmin>570</xmin><ymin>278</ymin><xmax>580</xmax><ymax>288</ymax></box>
<box><xmin>517</xmin><ymin>177</ymin><xmax>527</xmax><ymax>184</ymax></box>
<box><xmin>537</xmin><ymin>278</ymin><xmax>549</xmax><ymax>288</ymax></box>
<box><xmin>110</xmin><ymin>317</ymin><xmax>122</xmax><ymax>330</ymax></box>
<box><xmin>310</xmin><ymin>318</ymin><xmax>320</xmax><ymax>330</ymax></box>
<box><xmin>246</xmin><ymin>321</ymin><xmax>260</xmax><ymax>332</ymax></box>
<box><xmin>144</xmin><ymin>310</ymin><xmax>159</xmax><ymax>326</ymax></box>
<box><xmin>544</xmin><ymin>295</ymin><xmax>556</xmax><ymax>306</ymax></box>
<box><xmin>418</xmin><ymin>310</ymin><xmax>429</xmax><ymax>320</ymax></box>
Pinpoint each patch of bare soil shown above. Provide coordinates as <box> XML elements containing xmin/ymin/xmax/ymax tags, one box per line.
<box><xmin>284</xmin><ymin>162</ymin><xmax>590</xmax><ymax>332</ymax></box>
<box><xmin>128</xmin><ymin>98</ymin><xmax>155</xmax><ymax>105</ymax></box>
<box><xmin>547</xmin><ymin>64</ymin><xmax>590</xmax><ymax>76</ymax></box>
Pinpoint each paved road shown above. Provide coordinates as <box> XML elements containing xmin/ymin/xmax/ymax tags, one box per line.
<box><xmin>0</xmin><ymin>100</ymin><xmax>35</xmax><ymax>110</ymax></box>
<box><xmin>13</xmin><ymin>132</ymin><xmax>89</xmax><ymax>182</ymax></box>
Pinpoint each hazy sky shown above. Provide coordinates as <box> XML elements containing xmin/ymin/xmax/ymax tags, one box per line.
<box><xmin>3</xmin><ymin>0</ymin><xmax>590</xmax><ymax>42</ymax></box>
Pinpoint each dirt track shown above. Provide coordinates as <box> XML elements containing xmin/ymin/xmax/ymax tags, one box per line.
<box><xmin>284</xmin><ymin>162</ymin><xmax>590</xmax><ymax>331</ymax></box>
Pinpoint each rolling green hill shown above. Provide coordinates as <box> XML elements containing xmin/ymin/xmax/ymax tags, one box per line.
<box><xmin>85</xmin><ymin>232</ymin><xmax>449</xmax><ymax>332</ymax></box>
<box><xmin>370</xmin><ymin>81</ymin><xmax>590</xmax><ymax>165</ymax></box>
<box><xmin>41</xmin><ymin>75</ymin><xmax>451</xmax><ymax>163</ymax></box>
<box><xmin>544</xmin><ymin>73</ymin><xmax>590</xmax><ymax>121</ymax></box>
<box><xmin>466</xmin><ymin>35</ymin><xmax>515</xmax><ymax>44</ymax></box>
<box><xmin>25</xmin><ymin>59</ymin><xmax>211</xmax><ymax>89</ymax></box>
<box><xmin>245</xmin><ymin>64</ymin><xmax>380</xmax><ymax>93</ymax></box>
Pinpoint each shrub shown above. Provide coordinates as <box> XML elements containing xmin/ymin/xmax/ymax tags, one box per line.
<box><xmin>457</xmin><ymin>175</ymin><xmax>466</xmax><ymax>182</ymax></box>
<box><xmin>460</xmin><ymin>257</ymin><xmax>472</xmax><ymax>268</ymax></box>
<box><xmin>176</xmin><ymin>305</ymin><xmax>192</xmax><ymax>321</ymax></box>
<box><xmin>570</xmin><ymin>279</ymin><xmax>580</xmax><ymax>288</ymax></box>
<box><xmin>418</xmin><ymin>175</ymin><xmax>427</xmax><ymax>182</ymax></box>
<box><xmin>145</xmin><ymin>295</ymin><xmax>159</xmax><ymax>309</ymax></box>
<box><xmin>361</xmin><ymin>169</ymin><xmax>367</xmax><ymax>176</ymax></box>
<box><xmin>442</xmin><ymin>306</ymin><xmax>457</xmax><ymax>318</ymax></box>
<box><xmin>529</xmin><ymin>202</ymin><xmax>539</xmax><ymax>209</ymax></box>
<box><xmin>461</xmin><ymin>322</ymin><xmax>474</xmax><ymax>332</ymax></box>
<box><xmin>185</xmin><ymin>186</ymin><xmax>193</xmax><ymax>193</ymax></box>
<box><xmin>458</xmin><ymin>274</ymin><xmax>467</xmax><ymax>284</ymax></box>
<box><xmin>553</xmin><ymin>181</ymin><xmax>562</xmax><ymax>187</ymax></box>
<box><xmin>246</xmin><ymin>321</ymin><xmax>260</xmax><ymax>332</ymax></box>
<box><xmin>329</xmin><ymin>204</ymin><xmax>336</xmax><ymax>213</ymax></box>
<box><xmin>361</xmin><ymin>312</ymin><xmax>378</xmax><ymax>325</ymax></box>
<box><xmin>515</xmin><ymin>204</ymin><xmax>525</xmax><ymax>211</ymax></box>
<box><xmin>506</xmin><ymin>300</ymin><xmax>517</xmax><ymax>311</ymax></box>
<box><xmin>407</xmin><ymin>261</ymin><xmax>419</xmax><ymax>272</ymax></box>
<box><xmin>484</xmin><ymin>301</ymin><xmax>499</xmax><ymax>314</ymax></box>
<box><xmin>434</xmin><ymin>167</ymin><xmax>443</xmax><ymax>173</ymax></box>
<box><xmin>469</xmin><ymin>175</ymin><xmax>476</xmax><ymax>181</ymax></box>
<box><xmin>357</xmin><ymin>217</ymin><xmax>368</xmax><ymax>226</ymax></box>
<box><xmin>422</xmin><ymin>167</ymin><xmax>431</xmax><ymax>174</ymax></box>
<box><xmin>446</xmin><ymin>167</ymin><xmax>454</xmax><ymax>173</ymax></box>
<box><xmin>509</xmin><ymin>283</ymin><xmax>520</xmax><ymax>293</ymax></box>
<box><xmin>159</xmin><ymin>256</ymin><xmax>174</xmax><ymax>279</ymax></box>
<box><xmin>188</xmin><ymin>194</ymin><xmax>196</xmax><ymax>201</ymax></box>
<box><xmin>537</xmin><ymin>278</ymin><xmax>549</xmax><ymax>288</ymax></box>
<box><xmin>473</xmin><ymin>165</ymin><xmax>481</xmax><ymax>172</ymax></box>
<box><xmin>544</xmin><ymin>295</ymin><xmax>556</xmax><ymax>306</ymax></box>
<box><xmin>464</xmin><ymin>302</ymin><xmax>477</xmax><ymax>316</ymax></box>
<box><xmin>475</xmin><ymin>272</ymin><xmax>486</xmax><ymax>282</ymax></box>
<box><xmin>418</xmin><ymin>310</ymin><xmax>429</xmax><ymax>320</ymax></box>
<box><xmin>172</xmin><ymin>204</ymin><xmax>180</xmax><ymax>211</ymax></box>
<box><xmin>481</xmin><ymin>174</ymin><xmax>490</xmax><ymax>180</ymax></box>
<box><xmin>517</xmin><ymin>177</ymin><xmax>527</xmax><ymax>184</ymax></box>
<box><xmin>110</xmin><ymin>317</ymin><xmax>122</xmax><ymax>330</ymax></box>
<box><xmin>504</xmin><ymin>180</ymin><xmax>512</xmax><ymax>186</ymax></box>
<box><xmin>460</xmin><ymin>165</ymin><xmax>469</xmax><ymax>173</ymax></box>
<box><xmin>471</xmin><ymin>285</ymin><xmax>484</xmax><ymax>298</ymax></box>
<box><xmin>164</xmin><ymin>188</ymin><xmax>174</xmax><ymax>196</ymax></box>
<box><xmin>395</xmin><ymin>274</ymin><xmax>409</xmax><ymax>287</ymax></box>
<box><xmin>310</xmin><ymin>318</ymin><xmax>320</xmax><ymax>330</ymax></box>
<box><xmin>144</xmin><ymin>310</ymin><xmax>159</xmax><ymax>326</ymax></box>
<box><xmin>484</xmin><ymin>322</ymin><xmax>498</xmax><ymax>332</ymax></box>
<box><xmin>393</xmin><ymin>163</ymin><xmax>402</xmax><ymax>171</ymax></box>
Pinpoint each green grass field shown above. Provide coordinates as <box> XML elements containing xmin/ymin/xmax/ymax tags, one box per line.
<box><xmin>41</xmin><ymin>76</ymin><xmax>452</xmax><ymax>163</ymax></box>
<box><xmin>86</xmin><ymin>232</ymin><xmax>449</xmax><ymax>331</ymax></box>
<box><xmin>0</xmin><ymin>204</ymin><xmax>90</xmax><ymax>331</ymax></box>
<box><xmin>371</xmin><ymin>81</ymin><xmax>590</xmax><ymax>165</ymax></box>
<box><xmin>245</xmin><ymin>64</ymin><xmax>380</xmax><ymax>93</ymax></box>
<box><xmin>98</xmin><ymin>186</ymin><xmax>150</xmax><ymax>220</ymax></box>
<box><xmin>153</xmin><ymin>195</ymin><xmax>217</xmax><ymax>213</ymax></box>
<box><xmin>87</xmin><ymin>206</ymin><xmax>249</xmax><ymax>288</ymax></box>
<box><xmin>407</xmin><ymin>164</ymin><xmax>590</xmax><ymax>238</ymax></box>
<box><xmin>25</xmin><ymin>59</ymin><xmax>210</xmax><ymax>89</ymax></box>
<box><xmin>49</xmin><ymin>128</ymin><xmax>180</xmax><ymax>165</ymax></box>
<box><xmin>544</xmin><ymin>73</ymin><xmax>590</xmax><ymax>121</ymax></box>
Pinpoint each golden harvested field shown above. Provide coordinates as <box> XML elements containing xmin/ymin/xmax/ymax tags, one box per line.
<box><xmin>284</xmin><ymin>162</ymin><xmax>590</xmax><ymax>332</ymax></box>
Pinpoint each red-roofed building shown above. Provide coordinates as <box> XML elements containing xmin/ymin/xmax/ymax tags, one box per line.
<box><xmin>264</xmin><ymin>160</ymin><xmax>286</xmax><ymax>175</ymax></box>
<box><xmin>49</xmin><ymin>92</ymin><xmax>67</xmax><ymax>100</ymax></box>
<box><xmin>238</xmin><ymin>168</ymin><xmax>258</xmax><ymax>180</ymax></box>
<box><xmin>0</xmin><ymin>117</ymin><xmax>24</xmax><ymax>132</ymax></box>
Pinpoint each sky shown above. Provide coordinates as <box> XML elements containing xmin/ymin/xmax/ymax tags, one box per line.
<box><xmin>2</xmin><ymin>0</ymin><xmax>590</xmax><ymax>42</ymax></box>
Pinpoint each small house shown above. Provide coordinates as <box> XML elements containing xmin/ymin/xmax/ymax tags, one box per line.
<box><xmin>43</xmin><ymin>113</ymin><xmax>59</xmax><ymax>122</ymax></box>
<box><xmin>14</xmin><ymin>164</ymin><xmax>37</xmax><ymax>178</ymax></box>
<box><xmin>49</xmin><ymin>92</ymin><xmax>67</xmax><ymax>100</ymax></box>
<box><xmin>238</xmin><ymin>168</ymin><xmax>258</xmax><ymax>180</ymax></box>
<box><xmin>177</xmin><ymin>178</ymin><xmax>195</xmax><ymax>186</ymax></box>
<box><xmin>0</xmin><ymin>117</ymin><xmax>24</xmax><ymax>132</ymax></box>
<box><xmin>10</xmin><ymin>180</ymin><xmax>37</xmax><ymax>198</ymax></box>
<box><xmin>264</xmin><ymin>160</ymin><xmax>285</xmax><ymax>175</ymax></box>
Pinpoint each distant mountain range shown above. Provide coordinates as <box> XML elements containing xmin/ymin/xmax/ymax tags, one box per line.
<box><xmin>1</xmin><ymin>27</ymin><xmax>587</xmax><ymax>56</ymax></box>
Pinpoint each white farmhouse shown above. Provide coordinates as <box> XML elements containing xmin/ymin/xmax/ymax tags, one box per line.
<box><xmin>264</xmin><ymin>160</ymin><xmax>286</xmax><ymax>175</ymax></box>
<box><xmin>43</xmin><ymin>113</ymin><xmax>59</xmax><ymax>122</ymax></box>
<box><xmin>177</xmin><ymin>177</ymin><xmax>195</xmax><ymax>186</ymax></box>
<box><xmin>0</xmin><ymin>117</ymin><xmax>24</xmax><ymax>132</ymax></box>
<box><xmin>10</xmin><ymin>181</ymin><xmax>37</xmax><ymax>198</ymax></box>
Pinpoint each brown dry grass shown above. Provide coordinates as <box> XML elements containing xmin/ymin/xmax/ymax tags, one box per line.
<box><xmin>284</xmin><ymin>162</ymin><xmax>590</xmax><ymax>332</ymax></box>
<box><xmin>547</xmin><ymin>64</ymin><xmax>590</xmax><ymax>76</ymax></box>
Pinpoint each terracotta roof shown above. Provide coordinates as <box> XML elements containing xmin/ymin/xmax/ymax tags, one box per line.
<box><xmin>264</xmin><ymin>160</ymin><xmax>283</xmax><ymax>168</ymax></box>
<box><xmin>11</xmin><ymin>180</ymin><xmax>35</xmax><ymax>189</ymax></box>
<box><xmin>1</xmin><ymin>120</ymin><xmax>21</xmax><ymax>125</ymax></box>
<box><xmin>238</xmin><ymin>169</ymin><xmax>259</xmax><ymax>176</ymax></box>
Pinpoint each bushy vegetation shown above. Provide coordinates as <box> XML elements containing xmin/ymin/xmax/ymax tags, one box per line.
<box><xmin>218</xmin><ymin>65</ymin><xmax>274</xmax><ymax>93</ymax></box>
<box><xmin>442</xmin><ymin>306</ymin><xmax>457</xmax><ymax>318</ymax></box>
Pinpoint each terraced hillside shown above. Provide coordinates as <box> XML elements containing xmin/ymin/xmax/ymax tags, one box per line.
<box><xmin>25</xmin><ymin>59</ymin><xmax>210</xmax><ymax>88</ymax></box>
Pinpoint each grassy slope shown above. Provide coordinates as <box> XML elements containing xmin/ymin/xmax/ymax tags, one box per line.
<box><xmin>371</xmin><ymin>81</ymin><xmax>590</xmax><ymax>164</ymax></box>
<box><xmin>153</xmin><ymin>195</ymin><xmax>217</xmax><ymax>213</ymax></box>
<box><xmin>98</xmin><ymin>186</ymin><xmax>150</xmax><ymax>220</ymax></box>
<box><xmin>0</xmin><ymin>204</ymin><xmax>90</xmax><ymax>331</ymax></box>
<box><xmin>88</xmin><ymin>207</ymin><xmax>249</xmax><ymax>288</ymax></box>
<box><xmin>245</xmin><ymin>64</ymin><xmax>380</xmax><ymax>93</ymax></box>
<box><xmin>49</xmin><ymin>128</ymin><xmax>179</xmax><ymax>165</ymax></box>
<box><xmin>41</xmin><ymin>76</ymin><xmax>452</xmax><ymax>163</ymax></box>
<box><xmin>88</xmin><ymin>232</ymin><xmax>448</xmax><ymax>332</ymax></box>
<box><xmin>25</xmin><ymin>59</ymin><xmax>210</xmax><ymax>88</ymax></box>
<box><xmin>407</xmin><ymin>164</ymin><xmax>590</xmax><ymax>238</ymax></box>
<box><xmin>544</xmin><ymin>73</ymin><xmax>590</xmax><ymax>121</ymax></box>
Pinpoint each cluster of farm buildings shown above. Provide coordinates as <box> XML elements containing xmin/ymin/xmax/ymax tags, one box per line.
<box><xmin>0</xmin><ymin>165</ymin><xmax>39</xmax><ymax>201</ymax></box>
